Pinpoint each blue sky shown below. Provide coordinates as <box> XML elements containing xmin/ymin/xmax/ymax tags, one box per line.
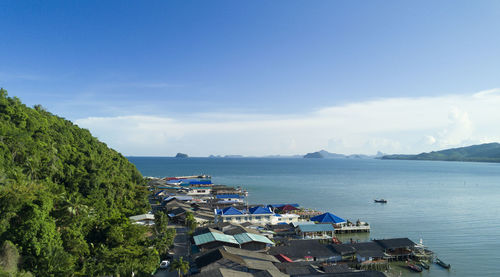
<box><xmin>1</xmin><ymin>1</ymin><xmax>500</xmax><ymax>156</ymax></box>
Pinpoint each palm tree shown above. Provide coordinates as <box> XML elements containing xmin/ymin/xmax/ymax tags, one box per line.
<box><xmin>169</xmin><ymin>257</ymin><xmax>189</xmax><ymax>277</ymax></box>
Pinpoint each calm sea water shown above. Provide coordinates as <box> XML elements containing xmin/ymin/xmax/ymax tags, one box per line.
<box><xmin>128</xmin><ymin>157</ymin><xmax>500</xmax><ymax>276</ymax></box>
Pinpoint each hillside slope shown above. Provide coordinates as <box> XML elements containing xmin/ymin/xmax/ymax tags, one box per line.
<box><xmin>0</xmin><ymin>89</ymin><xmax>158</xmax><ymax>276</ymax></box>
<box><xmin>382</xmin><ymin>143</ymin><xmax>500</xmax><ymax>163</ymax></box>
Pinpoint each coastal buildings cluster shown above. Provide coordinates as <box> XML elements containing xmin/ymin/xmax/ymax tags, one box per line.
<box><xmin>135</xmin><ymin>175</ymin><xmax>438</xmax><ymax>276</ymax></box>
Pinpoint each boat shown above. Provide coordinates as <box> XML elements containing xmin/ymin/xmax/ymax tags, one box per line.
<box><xmin>436</xmin><ymin>258</ymin><xmax>451</xmax><ymax>269</ymax></box>
<box><xmin>374</xmin><ymin>199</ymin><xmax>387</xmax><ymax>203</ymax></box>
<box><xmin>407</xmin><ymin>262</ymin><xmax>423</xmax><ymax>272</ymax></box>
<box><xmin>419</xmin><ymin>261</ymin><xmax>430</xmax><ymax>269</ymax></box>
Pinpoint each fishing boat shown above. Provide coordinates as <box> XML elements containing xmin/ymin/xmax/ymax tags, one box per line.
<box><xmin>419</xmin><ymin>261</ymin><xmax>430</xmax><ymax>269</ymax></box>
<box><xmin>436</xmin><ymin>258</ymin><xmax>451</xmax><ymax>269</ymax></box>
<box><xmin>407</xmin><ymin>262</ymin><xmax>423</xmax><ymax>272</ymax></box>
<box><xmin>374</xmin><ymin>199</ymin><xmax>387</xmax><ymax>203</ymax></box>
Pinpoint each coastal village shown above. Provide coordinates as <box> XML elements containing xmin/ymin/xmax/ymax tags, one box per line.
<box><xmin>132</xmin><ymin>175</ymin><xmax>441</xmax><ymax>276</ymax></box>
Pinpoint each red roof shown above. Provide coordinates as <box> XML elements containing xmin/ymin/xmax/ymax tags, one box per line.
<box><xmin>275</xmin><ymin>254</ymin><xmax>293</xmax><ymax>263</ymax></box>
<box><xmin>279</xmin><ymin>204</ymin><xmax>299</xmax><ymax>211</ymax></box>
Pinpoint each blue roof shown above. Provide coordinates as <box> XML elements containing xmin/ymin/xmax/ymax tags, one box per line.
<box><xmin>310</xmin><ymin>212</ymin><xmax>346</xmax><ymax>224</ymax></box>
<box><xmin>216</xmin><ymin>194</ymin><xmax>243</xmax><ymax>199</ymax></box>
<box><xmin>298</xmin><ymin>223</ymin><xmax>335</xmax><ymax>232</ymax></box>
<box><xmin>178</xmin><ymin>179</ymin><xmax>212</xmax><ymax>185</ymax></box>
<box><xmin>154</xmin><ymin>190</ymin><xmax>165</xmax><ymax>196</ymax></box>
<box><xmin>163</xmin><ymin>195</ymin><xmax>193</xmax><ymax>202</ymax></box>
<box><xmin>249</xmin><ymin>206</ymin><xmax>273</xmax><ymax>215</ymax></box>
<box><xmin>218</xmin><ymin>206</ymin><xmax>244</xmax><ymax>215</ymax></box>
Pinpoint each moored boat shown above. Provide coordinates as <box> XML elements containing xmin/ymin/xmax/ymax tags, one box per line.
<box><xmin>407</xmin><ymin>262</ymin><xmax>423</xmax><ymax>272</ymax></box>
<box><xmin>436</xmin><ymin>258</ymin><xmax>451</xmax><ymax>269</ymax></box>
<box><xmin>374</xmin><ymin>199</ymin><xmax>387</xmax><ymax>203</ymax></box>
<box><xmin>419</xmin><ymin>261</ymin><xmax>430</xmax><ymax>269</ymax></box>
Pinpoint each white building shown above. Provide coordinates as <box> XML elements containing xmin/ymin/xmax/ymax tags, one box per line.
<box><xmin>214</xmin><ymin>206</ymin><xmax>299</xmax><ymax>226</ymax></box>
<box><xmin>186</xmin><ymin>187</ymin><xmax>212</xmax><ymax>196</ymax></box>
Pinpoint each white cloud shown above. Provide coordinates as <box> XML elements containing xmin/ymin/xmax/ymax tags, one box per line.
<box><xmin>75</xmin><ymin>88</ymin><xmax>500</xmax><ymax>156</ymax></box>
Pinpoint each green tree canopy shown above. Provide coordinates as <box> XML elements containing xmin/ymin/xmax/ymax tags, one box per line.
<box><xmin>0</xmin><ymin>88</ymin><xmax>158</xmax><ymax>276</ymax></box>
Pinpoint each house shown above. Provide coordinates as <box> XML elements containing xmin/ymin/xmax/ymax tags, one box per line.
<box><xmin>268</xmin><ymin>240</ymin><xmax>340</xmax><ymax>262</ymax></box>
<box><xmin>275</xmin><ymin>205</ymin><xmax>299</xmax><ymax>214</ymax></box>
<box><xmin>167</xmin><ymin>207</ymin><xmax>191</xmax><ymax>222</ymax></box>
<box><xmin>233</xmin><ymin>232</ymin><xmax>275</xmax><ymax>250</ymax></box>
<box><xmin>193</xmin><ymin>228</ymin><xmax>274</xmax><ymax>251</ymax></box>
<box><xmin>330</xmin><ymin>244</ymin><xmax>356</xmax><ymax>261</ymax></box>
<box><xmin>153</xmin><ymin>190</ymin><xmax>169</xmax><ymax>199</ymax></box>
<box><xmin>267</xmin><ymin>224</ymin><xmax>296</xmax><ymax>237</ymax></box>
<box><xmin>129</xmin><ymin>213</ymin><xmax>155</xmax><ymax>226</ymax></box>
<box><xmin>350</xmin><ymin>242</ymin><xmax>385</xmax><ymax>263</ymax></box>
<box><xmin>191</xmin><ymin>268</ymin><xmax>254</xmax><ymax>277</ymax></box>
<box><xmin>194</xmin><ymin>247</ymin><xmax>282</xmax><ymax>274</ymax></box>
<box><xmin>272</xmin><ymin>214</ymin><xmax>301</xmax><ymax>225</ymax></box>
<box><xmin>193</xmin><ymin>230</ymin><xmax>240</xmax><ymax>251</ymax></box>
<box><xmin>163</xmin><ymin>195</ymin><xmax>194</xmax><ymax>202</ymax></box>
<box><xmin>268</xmin><ymin>204</ymin><xmax>300</xmax><ymax>210</ymax></box>
<box><xmin>374</xmin><ymin>238</ymin><xmax>415</xmax><ymax>261</ymax></box>
<box><xmin>296</xmin><ymin>223</ymin><xmax>335</xmax><ymax>239</ymax></box>
<box><xmin>192</xmin><ymin>268</ymin><xmax>287</xmax><ymax>277</ymax></box>
<box><xmin>193</xmin><ymin>210</ymin><xmax>216</xmax><ymax>225</ymax></box>
<box><xmin>223</xmin><ymin>225</ymin><xmax>260</xmax><ymax>236</ymax></box>
<box><xmin>215</xmin><ymin>207</ymin><xmax>299</xmax><ymax>226</ymax></box>
<box><xmin>216</xmin><ymin>194</ymin><xmax>245</xmax><ymax>203</ymax></box>
<box><xmin>221</xmin><ymin>246</ymin><xmax>280</xmax><ymax>263</ymax></box>
<box><xmin>274</xmin><ymin>262</ymin><xmax>320</xmax><ymax>276</ymax></box>
<box><xmin>188</xmin><ymin>187</ymin><xmax>213</xmax><ymax>196</ymax></box>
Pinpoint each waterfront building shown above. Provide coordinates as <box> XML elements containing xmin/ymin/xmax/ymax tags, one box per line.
<box><xmin>268</xmin><ymin>239</ymin><xmax>341</xmax><ymax>262</ymax></box>
<box><xmin>296</xmin><ymin>223</ymin><xmax>335</xmax><ymax>239</ymax></box>
<box><xmin>216</xmin><ymin>194</ymin><xmax>245</xmax><ymax>203</ymax></box>
<box><xmin>193</xmin><ymin>247</ymin><xmax>284</xmax><ymax>275</ymax></box>
<box><xmin>351</xmin><ymin>242</ymin><xmax>385</xmax><ymax>263</ymax></box>
<box><xmin>214</xmin><ymin>206</ymin><xmax>299</xmax><ymax>226</ymax></box>
<box><xmin>187</xmin><ymin>187</ymin><xmax>213</xmax><ymax>196</ymax></box>
<box><xmin>374</xmin><ymin>238</ymin><xmax>415</xmax><ymax>261</ymax></box>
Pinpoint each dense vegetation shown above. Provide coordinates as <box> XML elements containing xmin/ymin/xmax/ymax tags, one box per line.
<box><xmin>382</xmin><ymin>143</ymin><xmax>500</xmax><ymax>163</ymax></box>
<box><xmin>0</xmin><ymin>89</ymin><xmax>160</xmax><ymax>276</ymax></box>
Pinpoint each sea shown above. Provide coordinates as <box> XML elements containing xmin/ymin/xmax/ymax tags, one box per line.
<box><xmin>127</xmin><ymin>157</ymin><xmax>500</xmax><ymax>276</ymax></box>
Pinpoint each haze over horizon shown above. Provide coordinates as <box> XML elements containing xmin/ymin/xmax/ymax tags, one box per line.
<box><xmin>2</xmin><ymin>1</ymin><xmax>500</xmax><ymax>156</ymax></box>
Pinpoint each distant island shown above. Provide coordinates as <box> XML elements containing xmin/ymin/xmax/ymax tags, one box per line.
<box><xmin>175</xmin><ymin>152</ymin><xmax>189</xmax><ymax>158</ymax></box>
<box><xmin>303</xmin><ymin>150</ymin><xmax>385</xmax><ymax>159</ymax></box>
<box><xmin>382</xmin><ymin>143</ymin><xmax>500</xmax><ymax>163</ymax></box>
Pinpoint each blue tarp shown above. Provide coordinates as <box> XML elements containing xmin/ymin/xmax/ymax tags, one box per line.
<box><xmin>310</xmin><ymin>212</ymin><xmax>346</xmax><ymax>224</ymax></box>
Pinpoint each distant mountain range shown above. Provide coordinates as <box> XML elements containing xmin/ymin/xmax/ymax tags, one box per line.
<box><xmin>381</xmin><ymin>143</ymin><xmax>500</xmax><ymax>163</ymax></box>
<box><xmin>303</xmin><ymin>150</ymin><xmax>386</xmax><ymax>159</ymax></box>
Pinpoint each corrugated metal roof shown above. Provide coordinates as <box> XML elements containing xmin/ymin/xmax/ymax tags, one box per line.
<box><xmin>129</xmin><ymin>214</ymin><xmax>155</xmax><ymax>221</ymax></box>
<box><xmin>234</xmin><ymin>233</ymin><xmax>274</xmax><ymax>245</ymax></box>
<box><xmin>193</xmin><ymin>232</ymin><xmax>239</xmax><ymax>246</ymax></box>
<box><xmin>298</xmin><ymin>224</ymin><xmax>335</xmax><ymax>233</ymax></box>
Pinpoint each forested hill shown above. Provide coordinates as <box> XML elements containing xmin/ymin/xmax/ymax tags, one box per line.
<box><xmin>0</xmin><ymin>89</ymin><xmax>159</xmax><ymax>276</ymax></box>
<box><xmin>381</xmin><ymin>143</ymin><xmax>500</xmax><ymax>163</ymax></box>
